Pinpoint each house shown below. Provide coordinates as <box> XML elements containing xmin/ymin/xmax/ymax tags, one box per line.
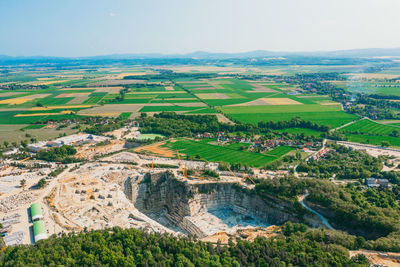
<box><xmin>376</xmin><ymin>179</ymin><xmax>389</xmax><ymax>188</ymax></box>
<box><xmin>46</xmin><ymin>141</ymin><xmax>62</xmax><ymax>148</ymax></box>
<box><xmin>28</xmin><ymin>145</ymin><xmax>42</xmax><ymax>153</ymax></box>
<box><xmin>365</xmin><ymin>178</ymin><xmax>377</xmax><ymax>187</ymax></box>
<box><xmin>365</xmin><ymin>178</ymin><xmax>389</xmax><ymax>188</ymax></box>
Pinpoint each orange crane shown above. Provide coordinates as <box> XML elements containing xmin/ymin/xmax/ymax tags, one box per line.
<box><xmin>176</xmin><ymin>151</ymin><xmax>187</xmax><ymax>181</ymax></box>
<box><xmin>20</xmin><ymin>157</ymin><xmax>30</xmax><ymax>162</ymax></box>
<box><xmin>242</xmin><ymin>173</ymin><xmax>256</xmax><ymax>185</ymax></box>
<box><xmin>150</xmin><ymin>158</ymin><xmax>155</xmax><ymax>173</ymax></box>
<box><xmin>227</xmin><ymin>166</ymin><xmax>238</xmax><ymax>180</ymax></box>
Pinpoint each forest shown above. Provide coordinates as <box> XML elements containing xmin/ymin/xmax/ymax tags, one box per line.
<box><xmin>0</xmin><ymin>226</ymin><xmax>368</xmax><ymax>267</ymax></box>
<box><xmin>297</xmin><ymin>144</ymin><xmax>384</xmax><ymax>179</ymax></box>
<box><xmin>255</xmin><ymin>176</ymin><xmax>400</xmax><ymax>248</ymax></box>
<box><xmin>36</xmin><ymin>145</ymin><xmax>79</xmax><ymax>163</ymax></box>
<box><xmin>138</xmin><ymin>112</ymin><xmax>328</xmax><ymax>137</ymax></box>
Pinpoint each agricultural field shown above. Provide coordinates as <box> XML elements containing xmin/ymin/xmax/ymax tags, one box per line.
<box><xmin>0</xmin><ymin>64</ymin><xmax>385</xmax><ymax>146</ymax></box>
<box><xmin>221</xmin><ymin>104</ymin><xmax>358</xmax><ymax>128</ymax></box>
<box><xmin>337</xmin><ymin>80</ymin><xmax>400</xmax><ymax>96</ymax></box>
<box><xmin>162</xmin><ymin>138</ymin><xmax>294</xmax><ymax>167</ymax></box>
<box><xmin>274</xmin><ymin>128</ymin><xmax>324</xmax><ymax>137</ymax></box>
<box><xmin>339</xmin><ymin>119</ymin><xmax>400</xmax><ymax>147</ymax></box>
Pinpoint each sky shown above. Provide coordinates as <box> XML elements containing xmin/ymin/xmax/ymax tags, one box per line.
<box><xmin>1</xmin><ymin>0</ymin><xmax>400</xmax><ymax>57</ymax></box>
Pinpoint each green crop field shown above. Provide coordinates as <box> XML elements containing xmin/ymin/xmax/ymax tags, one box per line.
<box><xmin>163</xmin><ymin>138</ymin><xmax>290</xmax><ymax>167</ymax></box>
<box><xmin>139</xmin><ymin>106</ymin><xmax>202</xmax><ymax>112</ymax></box>
<box><xmin>221</xmin><ymin>104</ymin><xmax>358</xmax><ymax>128</ymax></box>
<box><xmin>339</xmin><ymin>119</ymin><xmax>400</xmax><ymax>147</ymax></box>
<box><xmin>339</xmin><ymin>119</ymin><xmax>399</xmax><ymax>135</ymax></box>
<box><xmin>264</xmin><ymin>146</ymin><xmax>294</xmax><ymax>157</ymax></box>
<box><xmin>118</xmin><ymin>112</ymin><xmax>132</xmax><ymax>120</ymax></box>
<box><xmin>227</xmin><ymin>111</ymin><xmax>358</xmax><ymax>128</ymax></box>
<box><xmin>150</xmin><ymin>99</ymin><xmax>200</xmax><ymax>104</ymax></box>
<box><xmin>274</xmin><ymin>128</ymin><xmax>323</xmax><ymax>137</ymax></box>
<box><xmin>84</xmin><ymin>92</ymin><xmax>107</xmax><ymax>104</ymax></box>
<box><xmin>344</xmin><ymin>80</ymin><xmax>400</xmax><ymax>96</ymax></box>
<box><xmin>342</xmin><ymin>133</ymin><xmax>400</xmax><ymax>147</ymax></box>
<box><xmin>0</xmin><ymin>111</ymin><xmax>82</xmax><ymax>124</ymax></box>
<box><xmin>185</xmin><ymin>108</ymin><xmax>218</xmax><ymax>114</ymax></box>
<box><xmin>221</xmin><ymin>104</ymin><xmax>342</xmax><ymax>114</ymax></box>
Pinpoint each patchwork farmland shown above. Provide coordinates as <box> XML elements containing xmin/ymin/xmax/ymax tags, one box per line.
<box><xmin>0</xmin><ymin>64</ymin><xmax>398</xmax><ymax>147</ymax></box>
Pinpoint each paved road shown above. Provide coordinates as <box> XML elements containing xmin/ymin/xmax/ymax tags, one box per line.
<box><xmin>298</xmin><ymin>192</ymin><xmax>334</xmax><ymax>230</ymax></box>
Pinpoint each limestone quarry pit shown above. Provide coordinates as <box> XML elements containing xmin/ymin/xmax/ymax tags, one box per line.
<box><xmin>124</xmin><ymin>171</ymin><xmax>322</xmax><ymax>239</ymax></box>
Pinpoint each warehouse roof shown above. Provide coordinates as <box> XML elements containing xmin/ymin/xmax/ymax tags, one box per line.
<box><xmin>33</xmin><ymin>220</ymin><xmax>47</xmax><ymax>242</ymax></box>
<box><xmin>30</xmin><ymin>203</ymin><xmax>43</xmax><ymax>221</ymax></box>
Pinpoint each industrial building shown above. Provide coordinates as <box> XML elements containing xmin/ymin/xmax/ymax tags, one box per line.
<box><xmin>32</xmin><ymin>220</ymin><xmax>47</xmax><ymax>243</ymax></box>
<box><xmin>30</xmin><ymin>203</ymin><xmax>43</xmax><ymax>221</ymax></box>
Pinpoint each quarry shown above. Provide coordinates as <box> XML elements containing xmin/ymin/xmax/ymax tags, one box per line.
<box><xmin>0</xmin><ymin>124</ymin><xmax>331</xmax><ymax>247</ymax></box>
<box><xmin>0</xmin><ymin>143</ymin><xmax>326</xmax><ymax>246</ymax></box>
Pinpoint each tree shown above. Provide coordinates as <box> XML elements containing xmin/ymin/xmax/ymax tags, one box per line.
<box><xmin>3</xmin><ymin>141</ymin><xmax>8</xmax><ymax>148</ymax></box>
<box><xmin>351</xmin><ymin>254</ymin><xmax>369</xmax><ymax>265</ymax></box>
<box><xmin>20</xmin><ymin>179</ymin><xmax>26</xmax><ymax>188</ymax></box>
<box><xmin>20</xmin><ymin>140</ymin><xmax>28</xmax><ymax>148</ymax></box>
<box><xmin>37</xmin><ymin>178</ymin><xmax>46</xmax><ymax>189</ymax></box>
<box><xmin>381</xmin><ymin>141</ymin><xmax>390</xmax><ymax>147</ymax></box>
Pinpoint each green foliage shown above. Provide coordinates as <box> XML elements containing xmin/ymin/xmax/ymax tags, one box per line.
<box><xmin>37</xmin><ymin>178</ymin><xmax>46</xmax><ymax>188</ymax></box>
<box><xmin>0</xmin><ymin>227</ymin><xmax>363</xmax><ymax>266</ymax></box>
<box><xmin>256</xmin><ymin>176</ymin><xmax>400</xmax><ymax>243</ymax></box>
<box><xmin>202</xmin><ymin>169</ymin><xmax>219</xmax><ymax>178</ymax></box>
<box><xmin>297</xmin><ymin>144</ymin><xmax>383</xmax><ymax>179</ymax></box>
<box><xmin>49</xmin><ymin>167</ymin><xmax>66</xmax><ymax>177</ymax></box>
<box><xmin>84</xmin><ymin>119</ymin><xmax>126</xmax><ymax>135</ymax></box>
<box><xmin>139</xmin><ymin>112</ymin><xmax>330</xmax><ymax>138</ymax></box>
<box><xmin>36</xmin><ymin>145</ymin><xmax>78</xmax><ymax>163</ymax></box>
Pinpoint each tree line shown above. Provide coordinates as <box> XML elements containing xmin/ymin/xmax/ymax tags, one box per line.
<box><xmin>255</xmin><ymin>176</ymin><xmax>400</xmax><ymax>248</ymax></box>
<box><xmin>0</xmin><ymin>226</ymin><xmax>367</xmax><ymax>266</ymax></box>
<box><xmin>138</xmin><ymin>112</ymin><xmax>329</xmax><ymax>138</ymax></box>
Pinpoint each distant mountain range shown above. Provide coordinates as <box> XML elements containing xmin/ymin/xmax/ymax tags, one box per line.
<box><xmin>2</xmin><ymin>48</ymin><xmax>400</xmax><ymax>60</ymax></box>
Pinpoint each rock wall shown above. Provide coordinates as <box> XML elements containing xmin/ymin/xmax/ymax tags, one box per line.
<box><xmin>125</xmin><ymin>172</ymin><xmax>315</xmax><ymax>237</ymax></box>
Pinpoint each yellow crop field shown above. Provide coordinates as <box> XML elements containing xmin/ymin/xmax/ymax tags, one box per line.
<box><xmin>14</xmin><ymin>110</ymin><xmax>75</xmax><ymax>117</ymax></box>
<box><xmin>233</xmin><ymin>97</ymin><xmax>302</xmax><ymax>106</ymax></box>
<box><xmin>0</xmin><ymin>98</ymin><xmax>33</xmax><ymax>105</ymax></box>
<box><xmin>262</xmin><ymin>98</ymin><xmax>303</xmax><ymax>105</ymax></box>
<box><xmin>46</xmin><ymin>105</ymin><xmax>92</xmax><ymax>109</ymax></box>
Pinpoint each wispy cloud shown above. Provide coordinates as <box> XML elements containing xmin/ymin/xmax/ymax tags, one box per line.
<box><xmin>109</xmin><ymin>12</ymin><xmax>116</xmax><ymax>17</ymax></box>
